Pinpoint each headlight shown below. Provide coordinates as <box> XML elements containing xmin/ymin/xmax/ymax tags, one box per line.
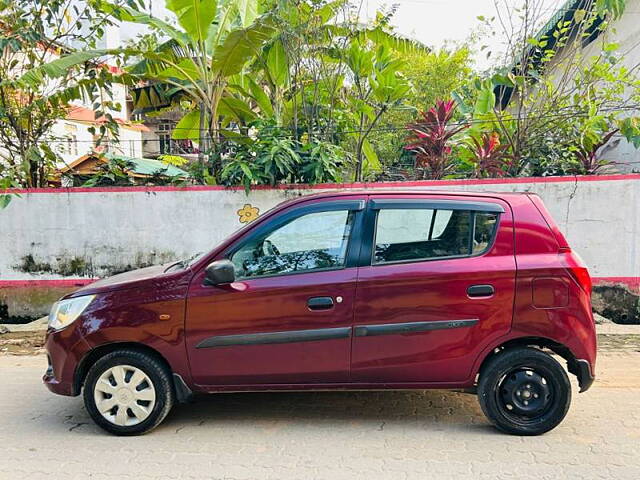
<box><xmin>48</xmin><ymin>295</ymin><xmax>95</xmax><ymax>331</ymax></box>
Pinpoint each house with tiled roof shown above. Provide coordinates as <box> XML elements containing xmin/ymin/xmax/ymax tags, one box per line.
<box><xmin>52</xmin><ymin>104</ymin><xmax>151</xmax><ymax>167</ymax></box>
<box><xmin>1</xmin><ymin>23</ymin><xmax>162</xmax><ymax>178</ymax></box>
<box><xmin>59</xmin><ymin>152</ymin><xmax>188</xmax><ymax>185</ymax></box>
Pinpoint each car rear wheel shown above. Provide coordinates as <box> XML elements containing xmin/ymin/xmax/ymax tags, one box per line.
<box><xmin>83</xmin><ymin>349</ymin><xmax>174</xmax><ymax>435</ymax></box>
<box><xmin>477</xmin><ymin>347</ymin><xmax>571</xmax><ymax>436</ymax></box>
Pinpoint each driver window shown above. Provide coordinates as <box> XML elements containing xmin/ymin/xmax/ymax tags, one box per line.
<box><xmin>230</xmin><ymin>210</ymin><xmax>355</xmax><ymax>279</ymax></box>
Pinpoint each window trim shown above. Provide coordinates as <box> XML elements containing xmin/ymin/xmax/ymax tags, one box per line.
<box><xmin>369</xmin><ymin>198</ymin><xmax>505</xmax><ymax>213</ymax></box>
<box><xmin>223</xmin><ymin>200</ymin><xmax>365</xmax><ymax>280</ymax></box>
<box><xmin>368</xmin><ymin>203</ymin><xmax>501</xmax><ymax>267</ymax></box>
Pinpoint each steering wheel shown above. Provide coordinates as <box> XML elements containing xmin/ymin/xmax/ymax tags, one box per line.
<box><xmin>262</xmin><ymin>239</ymin><xmax>281</xmax><ymax>256</ymax></box>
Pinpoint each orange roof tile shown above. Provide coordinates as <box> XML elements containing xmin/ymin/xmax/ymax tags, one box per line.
<box><xmin>65</xmin><ymin>105</ymin><xmax>150</xmax><ymax>132</ymax></box>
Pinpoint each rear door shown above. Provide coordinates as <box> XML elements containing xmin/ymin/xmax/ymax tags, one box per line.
<box><xmin>351</xmin><ymin>194</ymin><xmax>516</xmax><ymax>383</ymax></box>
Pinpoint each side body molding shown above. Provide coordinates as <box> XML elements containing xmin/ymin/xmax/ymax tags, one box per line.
<box><xmin>196</xmin><ymin>327</ymin><xmax>352</xmax><ymax>349</ymax></box>
<box><xmin>354</xmin><ymin>319</ymin><xmax>479</xmax><ymax>337</ymax></box>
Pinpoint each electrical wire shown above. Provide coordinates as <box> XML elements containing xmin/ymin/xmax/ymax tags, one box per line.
<box><xmin>39</xmin><ymin>104</ymin><xmax>640</xmax><ymax>143</ymax></box>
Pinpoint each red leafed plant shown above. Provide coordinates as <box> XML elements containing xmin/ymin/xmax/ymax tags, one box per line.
<box><xmin>572</xmin><ymin>129</ymin><xmax>618</xmax><ymax>175</ymax></box>
<box><xmin>405</xmin><ymin>100</ymin><xmax>469</xmax><ymax>179</ymax></box>
<box><xmin>467</xmin><ymin>132</ymin><xmax>513</xmax><ymax>178</ymax></box>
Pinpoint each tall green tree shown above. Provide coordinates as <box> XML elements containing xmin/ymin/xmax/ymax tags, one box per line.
<box><xmin>0</xmin><ymin>0</ymin><xmax>133</xmax><ymax>188</ymax></box>
<box><xmin>370</xmin><ymin>46</ymin><xmax>474</xmax><ymax>176</ymax></box>
<box><xmin>468</xmin><ymin>0</ymin><xmax>640</xmax><ymax>175</ymax></box>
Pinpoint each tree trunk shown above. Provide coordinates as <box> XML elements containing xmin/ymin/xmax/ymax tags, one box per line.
<box><xmin>198</xmin><ymin>102</ymin><xmax>207</xmax><ymax>177</ymax></box>
<box><xmin>354</xmin><ymin>137</ymin><xmax>364</xmax><ymax>183</ymax></box>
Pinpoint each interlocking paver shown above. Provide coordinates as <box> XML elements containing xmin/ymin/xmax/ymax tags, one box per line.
<box><xmin>1</xmin><ymin>353</ymin><xmax>639</xmax><ymax>480</ymax></box>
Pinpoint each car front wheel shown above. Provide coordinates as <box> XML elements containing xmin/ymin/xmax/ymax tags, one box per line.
<box><xmin>477</xmin><ymin>347</ymin><xmax>571</xmax><ymax>436</ymax></box>
<box><xmin>83</xmin><ymin>349</ymin><xmax>174</xmax><ymax>435</ymax></box>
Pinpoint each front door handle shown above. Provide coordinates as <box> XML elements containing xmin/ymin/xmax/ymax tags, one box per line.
<box><xmin>467</xmin><ymin>284</ymin><xmax>495</xmax><ymax>297</ymax></box>
<box><xmin>307</xmin><ymin>296</ymin><xmax>334</xmax><ymax>310</ymax></box>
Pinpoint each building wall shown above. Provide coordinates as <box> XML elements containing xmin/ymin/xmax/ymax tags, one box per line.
<box><xmin>117</xmin><ymin>126</ymin><xmax>145</xmax><ymax>159</ymax></box>
<box><xmin>1</xmin><ymin>175</ymin><xmax>638</xmax><ymax>321</ymax></box>
<box><xmin>50</xmin><ymin>119</ymin><xmax>95</xmax><ymax>166</ymax></box>
<box><xmin>1</xmin><ymin>175</ymin><xmax>637</xmax><ymax>284</ymax></box>
<box><xmin>2</xmin><ymin>31</ymin><xmax>141</xmax><ymax>167</ymax></box>
<box><xmin>529</xmin><ymin>0</ymin><xmax>640</xmax><ymax>172</ymax></box>
<box><xmin>50</xmin><ymin>120</ymin><xmax>144</xmax><ymax>166</ymax></box>
<box><xmin>577</xmin><ymin>0</ymin><xmax>640</xmax><ymax>172</ymax></box>
<box><xmin>140</xmin><ymin>110</ymin><xmax>199</xmax><ymax>161</ymax></box>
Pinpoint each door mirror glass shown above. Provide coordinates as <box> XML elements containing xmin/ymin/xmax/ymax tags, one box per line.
<box><xmin>204</xmin><ymin>259</ymin><xmax>236</xmax><ymax>286</ymax></box>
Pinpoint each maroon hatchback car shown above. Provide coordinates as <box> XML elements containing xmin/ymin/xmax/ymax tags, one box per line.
<box><xmin>44</xmin><ymin>190</ymin><xmax>596</xmax><ymax>436</ymax></box>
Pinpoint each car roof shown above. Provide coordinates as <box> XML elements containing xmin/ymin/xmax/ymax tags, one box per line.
<box><xmin>293</xmin><ymin>189</ymin><xmax>534</xmax><ymax>201</ymax></box>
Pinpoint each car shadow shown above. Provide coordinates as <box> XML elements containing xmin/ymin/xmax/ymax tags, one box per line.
<box><xmin>32</xmin><ymin>388</ymin><xmax>494</xmax><ymax>436</ymax></box>
<box><xmin>161</xmin><ymin>389</ymin><xmax>490</xmax><ymax>431</ymax></box>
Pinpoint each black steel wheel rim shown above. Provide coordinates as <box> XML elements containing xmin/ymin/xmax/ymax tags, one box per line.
<box><xmin>496</xmin><ymin>367</ymin><xmax>554</xmax><ymax>422</ymax></box>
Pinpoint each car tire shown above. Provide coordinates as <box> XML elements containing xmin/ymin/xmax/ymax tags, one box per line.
<box><xmin>83</xmin><ymin>349</ymin><xmax>174</xmax><ymax>436</ymax></box>
<box><xmin>477</xmin><ymin>347</ymin><xmax>571</xmax><ymax>436</ymax></box>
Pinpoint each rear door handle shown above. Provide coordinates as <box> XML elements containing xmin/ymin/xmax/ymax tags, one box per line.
<box><xmin>467</xmin><ymin>284</ymin><xmax>495</xmax><ymax>297</ymax></box>
<box><xmin>307</xmin><ymin>296</ymin><xmax>334</xmax><ymax>310</ymax></box>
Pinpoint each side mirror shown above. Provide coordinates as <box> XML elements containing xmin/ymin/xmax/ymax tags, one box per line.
<box><xmin>204</xmin><ymin>260</ymin><xmax>236</xmax><ymax>286</ymax></box>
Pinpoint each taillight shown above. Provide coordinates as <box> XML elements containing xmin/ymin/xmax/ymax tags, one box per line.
<box><xmin>567</xmin><ymin>265</ymin><xmax>592</xmax><ymax>294</ymax></box>
<box><xmin>563</xmin><ymin>248</ymin><xmax>592</xmax><ymax>294</ymax></box>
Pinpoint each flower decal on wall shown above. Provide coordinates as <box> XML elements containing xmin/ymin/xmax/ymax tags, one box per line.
<box><xmin>237</xmin><ymin>204</ymin><xmax>260</xmax><ymax>224</ymax></box>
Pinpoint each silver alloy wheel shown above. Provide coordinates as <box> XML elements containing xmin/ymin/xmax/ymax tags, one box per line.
<box><xmin>93</xmin><ymin>364</ymin><xmax>156</xmax><ymax>427</ymax></box>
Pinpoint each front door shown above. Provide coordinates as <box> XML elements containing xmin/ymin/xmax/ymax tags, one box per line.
<box><xmin>185</xmin><ymin>198</ymin><xmax>365</xmax><ymax>386</ymax></box>
<box><xmin>351</xmin><ymin>194</ymin><xmax>516</xmax><ymax>384</ymax></box>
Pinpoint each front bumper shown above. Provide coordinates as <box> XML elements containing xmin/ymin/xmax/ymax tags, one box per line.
<box><xmin>43</xmin><ymin>325</ymin><xmax>90</xmax><ymax>397</ymax></box>
<box><xmin>43</xmin><ymin>353</ymin><xmax>75</xmax><ymax>396</ymax></box>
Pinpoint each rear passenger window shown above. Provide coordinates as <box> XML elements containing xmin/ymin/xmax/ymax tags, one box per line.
<box><xmin>473</xmin><ymin>212</ymin><xmax>499</xmax><ymax>254</ymax></box>
<box><xmin>374</xmin><ymin>208</ymin><xmax>499</xmax><ymax>264</ymax></box>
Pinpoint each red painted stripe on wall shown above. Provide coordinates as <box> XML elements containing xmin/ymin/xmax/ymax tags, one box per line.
<box><xmin>2</xmin><ymin>173</ymin><xmax>639</xmax><ymax>195</ymax></box>
<box><xmin>593</xmin><ymin>277</ymin><xmax>640</xmax><ymax>292</ymax></box>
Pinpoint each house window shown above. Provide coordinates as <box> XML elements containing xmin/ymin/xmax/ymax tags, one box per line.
<box><xmin>158</xmin><ymin>121</ymin><xmax>174</xmax><ymax>154</ymax></box>
<box><xmin>66</xmin><ymin>135</ymin><xmax>78</xmax><ymax>155</ymax></box>
<box><xmin>64</xmin><ymin>124</ymin><xmax>78</xmax><ymax>156</ymax></box>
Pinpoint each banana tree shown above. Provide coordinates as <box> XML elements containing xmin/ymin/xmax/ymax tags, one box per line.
<box><xmin>105</xmin><ymin>0</ymin><xmax>276</xmax><ymax>180</ymax></box>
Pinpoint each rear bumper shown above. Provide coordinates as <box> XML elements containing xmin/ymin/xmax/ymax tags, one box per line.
<box><xmin>573</xmin><ymin>359</ymin><xmax>595</xmax><ymax>393</ymax></box>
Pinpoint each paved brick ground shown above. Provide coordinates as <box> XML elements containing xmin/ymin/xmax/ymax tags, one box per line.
<box><xmin>1</xmin><ymin>352</ymin><xmax>639</xmax><ymax>480</ymax></box>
